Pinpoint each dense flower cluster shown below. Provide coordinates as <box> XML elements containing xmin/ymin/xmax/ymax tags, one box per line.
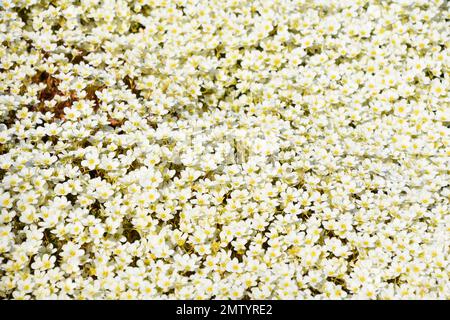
<box><xmin>0</xmin><ymin>0</ymin><xmax>449</xmax><ymax>299</ymax></box>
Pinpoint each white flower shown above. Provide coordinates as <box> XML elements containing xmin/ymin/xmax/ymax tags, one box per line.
<box><xmin>0</xmin><ymin>0</ymin><xmax>448</xmax><ymax>300</ymax></box>
<box><xmin>81</xmin><ymin>152</ymin><xmax>100</xmax><ymax>170</ymax></box>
